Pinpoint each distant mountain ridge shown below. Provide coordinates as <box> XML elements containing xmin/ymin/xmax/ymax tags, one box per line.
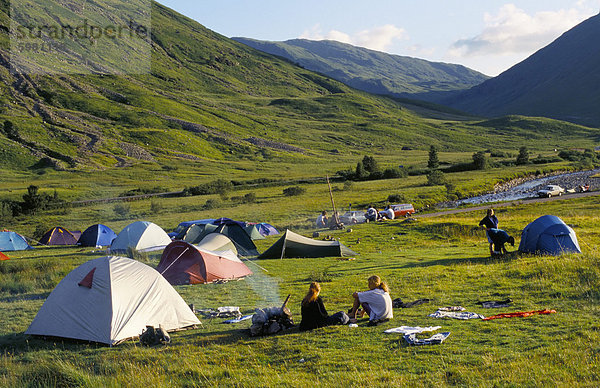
<box><xmin>444</xmin><ymin>13</ymin><xmax>600</xmax><ymax>127</ymax></box>
<box><xmin>232</xmin><ymin>38</ymin><xmax>489</xmax><ymax>98</ymax></box>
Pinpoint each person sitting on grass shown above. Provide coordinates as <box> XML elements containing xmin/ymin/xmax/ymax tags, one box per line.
<box><xmin>365</xmin><ymin>205</ymin><xmax>379</xmax><ymax>222</ymax></box>
<box><xmin>316</xmin><ymin>211</ymin><xmax>328</xmax><ymax>228</ymax></box>
<box><xmin>348</xmin><ymin>275</ymin><xmax>393</xmax><ymax>325</ymax></box>
<box><xmin>487</xmin><ymin>228</ymin><xmax>515</xmax><ymax>257</ymax></box>
<box><xmin>300</xmin><ymin>282</ymin><xmax>348</xmax><ymax>331</ymax></box>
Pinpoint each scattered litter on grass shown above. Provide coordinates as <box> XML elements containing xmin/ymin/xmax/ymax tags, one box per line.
<box><xmin>223</xmin><ymin>315</ymin><xmax>253</xmax><ymax>324</ymax></box>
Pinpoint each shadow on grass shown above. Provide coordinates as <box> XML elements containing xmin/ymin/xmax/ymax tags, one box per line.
<box><xmin>401</xmin><ymin>251</ymin><xmax>519</xmax><ymax>268</ymax></box>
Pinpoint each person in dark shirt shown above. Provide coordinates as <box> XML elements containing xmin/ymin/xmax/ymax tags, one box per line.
<box><xmin>299</xmin><ymin>282</ymin><xmax>329</xmax><ymax>331</ymax></box>
<box><xmin>487</xmin><ymin>228</ymin><xmax>515</xmax><ymax>256</ymax></box>
<box><xmin>479</xmin><ymin>208</ymin><xmax>499</xmax><ymax>256</ymax></box>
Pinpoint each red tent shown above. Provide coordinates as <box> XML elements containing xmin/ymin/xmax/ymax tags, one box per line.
<box><xmin>157</xmin><ymin>241</ymin><xmax>252</xmax><ymax>285</ymax></box>
<box><xmin>0</xmin><ymin>252</ymin><xmax>9</xmax><ymax>260</ymax></box>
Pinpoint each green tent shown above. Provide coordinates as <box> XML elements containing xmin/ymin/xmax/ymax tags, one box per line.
<box><xmin>257</xmin><ymin>230</ymin><xmax>357</xmax><ymax>259</ymax></box>
<box><xmin>244</xmin><ymin>224</ymin><xmax>266</xmax><ymax>240</ymax></box>
<box><xmin>181</xmin><ymin>223</ymin><xmax>218</xmax><ymax>244</ymax></box>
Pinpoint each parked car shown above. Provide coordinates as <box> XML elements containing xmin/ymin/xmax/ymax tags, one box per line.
<box><xmin>390</xmin><ymin>204</ymin><xmax>415</xmax><ymax>218</ymax></box>
<box><xmin>537</xmin><ymin>185</ymin><xmax>564</xmax><ymax>198</ymax></box>
<box><xmin>339</xmin><ymin>211</ymin><xmax>366</xmax><ymax>224</ymax></box>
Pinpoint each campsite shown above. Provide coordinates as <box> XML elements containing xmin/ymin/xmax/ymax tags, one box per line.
<box><xmin>0</xmin><ymin>179</ymin><xmax>598</xmax><ymax>385</ymax></box>
<box><xmin>2</xmin><ymin>0</ymin><xmax>600</xmax><ymax>386</ymax></box>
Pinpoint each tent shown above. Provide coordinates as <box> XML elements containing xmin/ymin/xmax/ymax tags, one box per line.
<box><xmin>110</xmin><ymin>221</ymin><xmax>172</xmax><ymax>253</ymax></box>
<box><xmin>519</xmin><ymin>215</ymin><xmax>581</xmax><ymax>255</ymax></box>
<box><xmin>180</xmin><ymin>223</ymin><xmax>218</xmax><ymax>244</ymax></box>
<box><xmin>39</xmin><ymin>227</ymin><xmax>78</xmax><ymax>246</ymax></box>
<box><xmin>244</xmin><ymin>224</ymin><xmax>266</xmax><ymax>240</ymax></box>
<box><xmin>258</xmin><ymin>230</ymin><xmax>357</xmax><ymax>259</ymax></box>
<box><xmin>0</xmin><ymin>231</ymin><xmax>32</xmax><ymax>251</ymax></box>
<box><xmin>157</xmin><ymin>241</ymin><xmax>252</xmax><ymax>285</ymax></box>
<box><xmin>256</xmin><ymin>223</ymin><xmax>279</xmax><ymax>237</ymax></box>
<box><xmin>213</xmin><ymin>217</ymin><xmax>246</xmax><ymax>227</ymax></box>
<box><xmin>170</xmin><ymin>219</ymin><xmax>215</xmax><ymax>238</ymax></box>
<box><xmin>78</xmin><ymin>224</ymin><xmax>117</xmax><ymax>247</ymax></box>
<box><xmin>196</xmin><ymin>233</ymin><xmax>238</xmax><ymax>256</ymax></box>
<box><xmin>213</xmin><ymin>223</ymin><xmax>259</xmax><ymax>257</ymax></box>
<box><xmin>26</xmin><ymin>256</ymin><xmax>200</xmax><ymax>345</ymax></box>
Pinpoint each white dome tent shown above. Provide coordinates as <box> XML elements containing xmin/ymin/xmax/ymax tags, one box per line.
<box><xmin>110</xmin><ymin>221</ymin><xmax>172</xmax><ymax>253</ymax></box>
<box><xmin>26</xmin><ymin>256</ymin><xmax>200</xmax><ymax>345</ymax></box>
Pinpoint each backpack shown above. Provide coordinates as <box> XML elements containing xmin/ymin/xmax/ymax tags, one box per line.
<box><xmin>139</xmin><ymin>325</ymin><xmax>171</xmax><ymax>346</ymax></box>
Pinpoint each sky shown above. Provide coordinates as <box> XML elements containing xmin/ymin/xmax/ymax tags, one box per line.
<box><xmin>158</xmin><ymin>1</ymin><xmax>600</xmax><ymax>76</ymax></box>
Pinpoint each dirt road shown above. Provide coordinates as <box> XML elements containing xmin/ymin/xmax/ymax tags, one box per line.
<box><xmin>417</xmin><ymin>190</ymin><xmax>600</xmax><ymax>219</ymax></box>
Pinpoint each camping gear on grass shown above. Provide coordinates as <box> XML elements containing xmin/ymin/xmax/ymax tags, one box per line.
<box><xmin>78</xmin><ymin>224</ymin><xmax>117</xmax><ymax>247</ymax></box>
<box><xmin>482</xmin><ymin>309</ymin><xmax>556</xmax><ymax>321</ymax></box>
<box><xmin>110</xmin><ymin>221</ymin><xmax>172</xmax><ymax>253</ymax></box>
<box><xmin>257</xmin><ymin>230</ymin><xmax>357</xmax><ymax>259</ymax></box>
<box><xmin>404</xmin><ymin>332</ymin><xmax>450</xmax><ymax>346</ymax></box>
<box><xmin>139</xmin><ymin>325</ymin><xmax>171</xmax><ymax>346</ymax></box>
<box><xmin>250</xmin><ymin>295</ymin><xmax>294</xmax><ymax>336</ymax></box>
<box><xmin>0</xmin><ymin>231</ymin><xmax>32</xmax><ymax>251</ymax></box>
<box><xmin>26</xmin><ymin>256</ymin><xmax>200</xmax><ymax>345</ymax></box>
<box><xmin>519</xmin><ymin>215</ymin><xmax>581</xmax><ymax>255</ymax></box>
<box><xmin>157</xmin><ymin>241</ymin><xmax>252</xmax><ymax>285</ymax></box>
<box><xmin>39</xmin><ymin>227</ymin><xmax>78</xmax><ymax>246</ymax></box>
<box><xmin>0</xmin><ymin>252</ymin><xmax>9</xmax><ymax>260</ymax></box>
<box><xmin>429</xmin><ymin>309</ymin><xmax>485</xmax><ymax>320</ymax></box>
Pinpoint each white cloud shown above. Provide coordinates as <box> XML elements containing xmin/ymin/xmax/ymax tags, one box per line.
<box><xmin>450</xmin><ymin>4</ymin><xmax>597</xmax><ymax>58</ymax></box>
<box><xmin>300</xmin><ymin>24</ymin><xmax>406</xmax><ymax>52</ymax></box>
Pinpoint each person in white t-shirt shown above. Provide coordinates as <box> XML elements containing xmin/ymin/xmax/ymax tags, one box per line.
<box><xmin>381</xmin><ymin>205</ymin><xmax>395</xmax><ymax>220</ymax></box>
<box><xmin>316</xmin><ymin>211</ymin><xmax>328</xmax><ymax>228</ymax></box>
<box><xmin>348</xmin><ymin>275</ymin><xmax>393</xmax><ymax>324</ymax></box>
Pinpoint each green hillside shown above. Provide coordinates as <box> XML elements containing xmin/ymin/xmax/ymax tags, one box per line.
<box><xmin>445</xmin><ymin>13</ymin><xmax>600</xmax><ymax>127</ymax></box>
<box><xmin>233</xmin><ymin>37</ymin><xmax>489</xmax><ymax>97</ymax></box>
<box><xmin>0</xmin><ymin>0</ymin><xmax>598</xmax><ymax>200</ymax></box>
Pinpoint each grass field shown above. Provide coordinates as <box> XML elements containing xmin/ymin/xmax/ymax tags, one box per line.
<box><xmin>0</xmin><ymin>193</ymin><xmax>599</xmax><ymax>387</ymax></box>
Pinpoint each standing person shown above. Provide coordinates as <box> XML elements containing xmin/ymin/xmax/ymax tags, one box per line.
<box><xmin>300</xmin><ymin>282</ymin><xmax>348</xmax><ymax>331</ymax></box>
<box><xmin>348</xmin><ymin>275</ymin><xmax>393</xmax><ymax>325</ymax></box>
<box><xmin>316</xmin><ymin>211</ymin><xmax>328</xmax><ymax>228</ymax></box>
<box><xmin>479</xmin><ymin>208</ymin><xmax>499</xmax><ymax>256</ymax></box>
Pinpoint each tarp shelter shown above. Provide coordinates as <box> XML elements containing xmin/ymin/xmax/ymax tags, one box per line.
<box><xmin>180</xmin><ymin>223</ymin><xmax>218</xmax><ymax>244</ymax></box>
<box><xmin>244</xmin><ymin>224</ymin><xmax>266</xmax><ymax>240</ymax></box>
<box><xmin>258</xmin><ymin>230</ymin><xmax>357</xmax><ymax>259</ymax></box>
<box><xmin>26</xmin><ymin>256</ymin><xmax>200</xmax><ymax>345</ymax></box>
<box><xmin>170</xmin><ymin>219</ymin><xmax>215</xmax><ymax>238</ymax></box>
<box><xmin>78</xmin><ymin>224</ymin><xmax>117</xmax><ymax>247</ymax></box>
<box><xmin>196</xmin><ymin>233</ymin><xmax>238</xmax><ymax>256</ymax></box>
<box><xmin>110</xmin><ymin>221</ymin><xmax>172</xmax><ymax>253</ymax></box>
<box><xmin>519</xmin><ymin>215</ymin><xmax>581</xmax><ymax>255</ymax></box>
<box><xmin>0</xmin><ymin>231</ymin><xmax>32</xmax><ymax>251</ymax></box>
<box><xmin>256</xmin><ymin>223</ymin><xmax>279</xmax><ymax>237</ymax></box>
<box><xmin>39</xmin><ymin>227</ymin><xmax>78</xmax><ymax>246</ymax></box>
<box><xmin>157</xmin><ymin>241</ymin><xmax>252</xmax><ymax>285</ymax></box>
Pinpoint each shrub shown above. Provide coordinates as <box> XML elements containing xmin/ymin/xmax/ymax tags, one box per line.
<box><xmin>113</xmin><ymin>203</ymin><xmax>131</xmax><ymax>219</ymax></box>
<box><xmin>183</xmin><ymin>179</ymin><xmax>233</xmax><ymax>197</ymax></box>
<box><xmin>343</xmin><ymin>181</ymin><xmax>353</xmax><ymax>191</ymax></box>
<box><xmin>283</xmin><ymin>186</ymin><xmax>306</xmax><ymax>196</ymax></box>
<box><xmin>427</xmin><ymin>170</ymin><xmax>446</xmax><ymax>186</ymax></box>
<box><xmin>150</xmin><ymin>200</ymin><xmax>163</xmax><ymax>214</ymax></box>
<box><xmin>516</xmin><ymin>147</ymin><xmax>529</xmax><ymax>165</ymax></box>
<box><xmin>472</xmin><ymin>151</ymin><xmax>488</xmax><ymax>170</ymax></box>
<box><xmin>203</xmin><ymin>198</ymin><xmax>222</xmax><ymax>210</ymax></box>
<box><xmin>388</xmin><ymin>193</ymin><xmax>405</xmax><ymax>203</ymax></box>
<box><xmin>428</xmin><ymin>145</ymin><xmax>439</xmax><ymax>169</ymax></box>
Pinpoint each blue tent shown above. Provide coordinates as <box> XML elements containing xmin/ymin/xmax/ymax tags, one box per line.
<box><xmin>519</xmin><ymin>215</ymin><xmax>581</xmax><ymax>255</ymax></box>
<box><xmin>0</xmin><ymin>231</ymin><xmax>33</xmax><ymax>251</ymax></box>
<box><xmin>78</xmin><ymin>224</ymin><xmax>118</xmax><ymax>247</ymax></box>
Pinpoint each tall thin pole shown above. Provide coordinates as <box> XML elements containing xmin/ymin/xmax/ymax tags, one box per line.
<box><xmin>326</xmin><ymin>175</ymin><xmax>340</xmax><ymax>225</ymax></box>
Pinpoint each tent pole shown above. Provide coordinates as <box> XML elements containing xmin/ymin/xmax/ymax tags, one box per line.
<box><xmin>242</xmin><ymin>258</ymin><xmax>269</xmax><ymax>273</ymax></box>
<box><xmin>326</xmin><ymin>175</ymin><xmax>340</xmax><ymax>225</ymax></box>
<box><xmin>160</xmin><ymin>247</ymin><xmax>190</xmax><ymax>275</ymax></box>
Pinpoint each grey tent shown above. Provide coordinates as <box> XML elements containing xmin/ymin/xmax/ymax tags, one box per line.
<box><xmin>258</xmin><ymin>230</ymin><xmax>357</xmax><ymax>259</ymax></box>
<box><xmin>244</xmin><ymin>224</ymin><xmax>266</xmax><ymax>240</ymax></box>
<box><xmin>181</xmin><ymin>223</ymin><xmax>218</xmax><ymax>244</ymax></box>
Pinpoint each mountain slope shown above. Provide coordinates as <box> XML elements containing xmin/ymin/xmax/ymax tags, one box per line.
<box><xmin>232</xmin><ymin>38</ymin><xmax>489</xmax><ymax>97</ymax></box>
<box><xmin>445</xmin><ymin>13</ymin><xmax>600</xmax><ymax>127</ymax></box>
<box><xmin>0</xmin><ymin>0</ymin><xmax>597</xmax><ymax>192</ymax></box>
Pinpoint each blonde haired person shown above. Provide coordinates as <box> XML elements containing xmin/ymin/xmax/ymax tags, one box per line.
<box><xmin>348</xmin><ymin>275</ymin><xmax>393</xmax><ymax>325</ymax></box>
